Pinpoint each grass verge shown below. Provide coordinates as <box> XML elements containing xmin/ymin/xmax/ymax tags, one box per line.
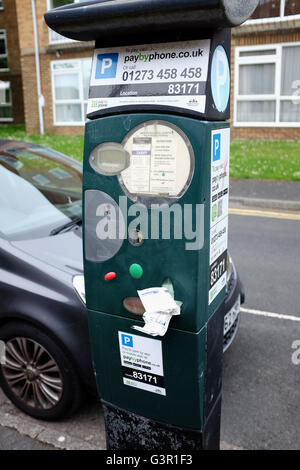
<box><xmin>0</xmin><ymin>125</ymin><xmax>299</xmax><ymax>180</ymax></box>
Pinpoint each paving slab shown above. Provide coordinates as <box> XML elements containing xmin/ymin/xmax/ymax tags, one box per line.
<box><xmin>230</xmin><ymin>179</ymin><xmax>300</xmax><ymax>210</ymax></box>
<box><xmin>0</xmin><ymin>425</ymin><xmax>54</xmax><ymax>450</ymax></box>
<box><xmin>230</xmin><ymin>179</ymin><xmax>300</xmax><ymax>202</ymax></box>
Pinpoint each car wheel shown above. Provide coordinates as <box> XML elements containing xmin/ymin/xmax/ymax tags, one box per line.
<box><xmin>0</xmin><ymin>321</ymin><xmax>83</xmax><ymax>421</ymax></box>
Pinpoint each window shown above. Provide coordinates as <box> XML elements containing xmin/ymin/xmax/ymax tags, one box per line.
<box><xmin>51</xmin><ymin>58</ymin><xmax>92</xmax><ymax>125</ymax></box>
<box><xmin>0</xmin><ymin>1</ymin><xmax>3</xmax><ymax>10</ymax></box>
<box><xmin>0</xmin><ymin>145</ymin><xmax>82</xmax><ymax>240</ymax></box>
<box><xmin>248</xmin><ymin>0</ymin><xmax>300</xmax><ymax>22</ymax></box>
<box><xmin>0</xmin><ymin>81</ymin><xmax>12</xmax><ymax>121</ymax></box>
<box><xmin>234</xmin><ymin>43</ymin><xmax>300</xmax><ymax>127</ymax></box>
<box><xmin>0</xmin><ymin>30</ymin><xmax>8</xmax><ymax>70</ymax></box>
<box><xmin>48</xmin><ymin>0</ymin><xmax>87</xmax><ymax>43</ymax></box>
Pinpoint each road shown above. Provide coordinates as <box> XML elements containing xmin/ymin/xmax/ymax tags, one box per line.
<box><xmin>0</xmin><ymin>209</ymin><xmax>299</xmax><ymax>450</ymax></box>
<box><xmin>221</xmin><ymin>210</ymin><xmax>300</xmax><ymax>450</ymax></box>
<box><xmin>228</xmin><ymin>209</ymin><xmax>300</xmax><ymax>316</ymax></box>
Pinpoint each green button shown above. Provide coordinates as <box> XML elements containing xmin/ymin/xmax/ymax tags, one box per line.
<box><xmin>129</xmin><ymin>263</ymin><xmax>143</xmax><ymax>279</ymax></box>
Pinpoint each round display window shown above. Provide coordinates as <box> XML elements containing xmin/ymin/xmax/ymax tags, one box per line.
<box><xmin>118</xmin><ymin>120</ymin><xmax>194</xmax><ymax>205</ymax></box>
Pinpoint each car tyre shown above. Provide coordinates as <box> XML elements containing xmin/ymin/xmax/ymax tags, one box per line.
<box><xmin>0</xmin><ymin>321</ymin><xmax>83</xmax><ymax>421</ymax></box>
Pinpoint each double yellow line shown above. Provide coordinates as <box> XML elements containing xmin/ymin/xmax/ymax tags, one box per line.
<box><xmin>229</xmin><ymin>207</ymin><xmax>300</xmax><ymax>220</ymax></box>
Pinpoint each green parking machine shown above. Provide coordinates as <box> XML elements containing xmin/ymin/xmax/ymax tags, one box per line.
<box><xmin>45</xmin><ymin>0</ymin><xmax>257</xmax><ymax>450</ymax></box>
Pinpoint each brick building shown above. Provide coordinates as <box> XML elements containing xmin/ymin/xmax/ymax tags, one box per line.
<box><xmin>231</xmin><ymin>0</ymin><xmax>300</xmax><ymax>139</ymax></box>
<box><xmin>14</xmin><ymin>0</ymin><xmax>93</xmax><ymax>135</ymax></box>
<box><xmin>5</xmin><ymin>1</ymin><xmax>300</xmax><ymax>139</ymax></box>
<box><xmin>0</xmin><ymin>0</ymin><xmax>24</xmax><ymax>124</ymax></box>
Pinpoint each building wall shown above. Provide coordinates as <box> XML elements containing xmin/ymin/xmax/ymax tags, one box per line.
<box><xmin>0</xmin><ymin>0</ymin><xmax>24</xmax><ymax>124</ymax></box>
<box><xmin>231</xmin><ymin>24</ymin><xmax>300</xmax><ymax>140</ymax></box>
<box><xmin>14</xmin><ymin>1</ymin><xmax>300</xmax><ymax>139</ymax></box>
<box><xmin>16</xmin><ymin>0</ymin><xmax>49</xmax><ymax>134</ymax></box>
<box><xmin>16</xmin><ymin>0</ymin><xmax>93</xmax><ymax>135</ymax></box>
<box><xmin>20</xmin><ymin>45</ymin><xmax>93</xmax><ymax>135</ymax></box>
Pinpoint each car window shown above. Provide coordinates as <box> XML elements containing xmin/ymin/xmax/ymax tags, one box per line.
<box><xmin>0</xmin><ymin>145</ymin><xmax>83</xmax><ymax>240</ymax></box>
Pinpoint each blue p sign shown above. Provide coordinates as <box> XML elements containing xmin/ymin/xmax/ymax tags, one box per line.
<box><xmin>213</xmin><ymin>133</ymin><xmax>221</xmax><ymax>162</ymax></box>
<box><xmin>121</xmin><ymin>334</ymin><xmax>133</xmax><ymax>347</ymax></box>
<box><xmin>95</xmin><ymin>53</ymin><xmax>118</xmax><ymax>79</ymax></box>
<box><xmin>211</xmin><ymin>46</ymin><xmax>230</xmax><ymax>113</ymax></box>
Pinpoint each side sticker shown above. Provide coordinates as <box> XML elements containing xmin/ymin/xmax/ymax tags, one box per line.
<box><xmin>210</xmin><ymin>128</ymin><xmax>229</xmax><ymax>230</ymax></box>
<box><xmin>209</xmin><ymin>127</ymin><xmax>230</xmax><ymax>305</ymax></box>
<box><xmin>118</xmin><ymin>331</ymin><xmax>166</xmax><ymax>396</ymax></box>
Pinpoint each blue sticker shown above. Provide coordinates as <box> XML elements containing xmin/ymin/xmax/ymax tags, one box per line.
<box><xmin>211</xmin><ymin>46</ymin><xmax>230</xmax><ymax>113</ymax></box>
<box><xmin>212</xmin><ymin>133</ymin><xmax>221</xmax><ymax>162</ymax></box>
<box><xmin>121</xmin><ymin>334</ymin><xmax>133</xmax><ymax>347</ymax></box>
<box><xmin>95</xmin><ymin>53</ymin><xmax>119</xmax><ymax>79</ymax></box>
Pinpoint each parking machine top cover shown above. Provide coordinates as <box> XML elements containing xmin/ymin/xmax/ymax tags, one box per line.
<box><xmin>44</xmin><ymin>0</ymin><xmax>259</xmax><ymax>44</ymax></box>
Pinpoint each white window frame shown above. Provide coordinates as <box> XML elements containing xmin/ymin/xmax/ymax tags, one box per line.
<box><xmin>0</xmin><ymin>1</ymin><xmax>4</xmax><ymax>11</ymax></box>
<box><xmin>0</xmin><ymin>30</ymin><xmax>9</xmax><ymax>72</ymax></box>
<box><xmin>0</xmin><ymin>81</ymin><xmax>13</xmax><ymax>123</ymax></box>
<box><xmin>51</xmin><ymin>58</ymin><xmax>91</xmax><ymax>126</ymax></box>
<box><xmin>234</xmin><ymin>42</ymin><xmax>300</xmax><ymax>127</ymax></box>
<box><xmin>245</xmin><ymin>0</ymin><xmax>300</xmax><ymax>25</ymax></box>
<box><xmin>47</xmin><ymin>0</ymin><xmax>83</xmax><ymax>44</ymax></box>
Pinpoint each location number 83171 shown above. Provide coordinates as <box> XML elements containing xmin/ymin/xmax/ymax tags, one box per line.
<box><xmin>132</xmin><ymin>370</ymin><xmax>158</xmax><ymax>384</ymax></box>
<box><xmin>168</xmin><ymin>83</ymin><xmax>202</xmax><ymax>95</ymax></box>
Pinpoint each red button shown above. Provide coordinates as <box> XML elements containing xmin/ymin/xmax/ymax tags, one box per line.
<box><xmin>104</xmin><ymin>272</ymin><xmax>116</xmax><ymax>281</ymax></box>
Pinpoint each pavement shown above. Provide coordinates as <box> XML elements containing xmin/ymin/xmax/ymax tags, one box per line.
<box><xmin>0</xmin><ymin>425</ymin><xmax>54</xmax><ymax>450</ymax></box>
<box><xmin>0</xmin><ymin>177</ymin><xmax>300</xmax><ymax>450</ymax></box>
<box><xmin>0</xmin><ymin>390</ymin><xmax>241</xmax><ymax>450</ymax></box>
<box><xmin>230</xmin><ymin>179</ymin><xmax>300</xmax><ymax>211</ymax></box>
<box><xmin>0</xmin><ymin>388</ymin><xmax>107</xmax><ymax>450</ymax></box>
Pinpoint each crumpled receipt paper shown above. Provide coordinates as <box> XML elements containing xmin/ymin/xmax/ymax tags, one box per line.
<box><xmin>132</xmin><ymin>287</ymin><xmax>181</xmax><ymax>337</ymax></box>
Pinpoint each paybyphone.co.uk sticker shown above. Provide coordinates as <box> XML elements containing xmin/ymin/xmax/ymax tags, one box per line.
<box><xmin>88</xmin><ymin>39</ymin><xmax>210</xmax><ymax>116</ymax></box>
<box><xmin>118</xmin><ymin>331</ymin><xmax>166</xmax><ymax>396</ymax></box>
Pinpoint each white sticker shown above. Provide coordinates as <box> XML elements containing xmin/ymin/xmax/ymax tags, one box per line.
<box><xmin>132</xmin><ymin>287</ymin><xmax>181</xmax><ymax>337</ymax></box>
<box><xmin>132</xmin><ymin>311</ymin><xmax>174</xmax><ymax>337</ymax></box>
<box><xmin>118</xmin><ymin>331</ymin><xmax>166</xmax><ymax>396</ymax></box>
<box><xmin>210</xmin><ymin>217</ymin><xmax>228</xmax><ymax>266</ymax></box>
<box><xmin>210</xmin><ymin>128</ymin><xmax>230</xmax><ymax>230</ymax></box>
<box><xmin>88</xmin><ymin>39</ymin><xmax>210</xmax><ymax>115</ymax></box>
<box><xmin>209</xmin><ymin>128</ymin><xmax>230</xmax><ymax>305</ymax></box>
<box><xmin>209</xmin><ymin>218</ymin><xmax>228</xmax><ymax>305</ymax></box>
<box><xmin>137</xmin><ymin>287</ymin><xmax>180</xmax><ymax>315</ymax></box>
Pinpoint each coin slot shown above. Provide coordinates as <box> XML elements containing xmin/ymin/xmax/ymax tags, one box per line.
<box><xmin>128</xmin><ymin>229</ymin><xmax>144</xmax><ymax>247</ymax></box>
<box><xmin>123</xmin><ymin>297</ymin><xmax>145</xmax><ymax>315</ymax></box>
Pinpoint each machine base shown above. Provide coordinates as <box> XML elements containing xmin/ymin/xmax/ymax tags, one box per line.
<box><xmin>102</xmin><ymin>395</ymin><xmax>222</xmax><ymax>451</ymax></box>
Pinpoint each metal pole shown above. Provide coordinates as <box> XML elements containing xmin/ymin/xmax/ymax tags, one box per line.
<box><xmin>31</xmin><ymin>0</ymin><xmax>44</xmax><ymax>135</ymax></box>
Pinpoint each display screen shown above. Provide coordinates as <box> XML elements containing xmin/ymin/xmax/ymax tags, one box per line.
<box><xmin>89</xmin><ymin>142</ymin><xmax>130</xmax><ymax>175</ymax></box>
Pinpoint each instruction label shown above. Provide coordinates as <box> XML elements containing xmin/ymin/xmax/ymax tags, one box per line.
<box><xmin>118</xmin><ymin>331</ymin><xmax>166</xmax><ymax>396</ymax></box>
<box><xmin>209</xmin><ymin>128</ymin><xmax>230</xmax><ymax>305</ymax></box>
<box><xmin>120</xmin><ymin>122</ymin><xmax>192</xmax><ymax>198</ymax></box>
<box><xmin>88</xmin><ymin>39</ymin><xmax>210</xmax><ymax>115</ymax></box>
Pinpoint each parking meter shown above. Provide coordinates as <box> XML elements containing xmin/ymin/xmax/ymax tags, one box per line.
<box><xmin>45</xmin><ymin>0</ymin><xmax>258</xmax><ymax>451</ymax></box>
